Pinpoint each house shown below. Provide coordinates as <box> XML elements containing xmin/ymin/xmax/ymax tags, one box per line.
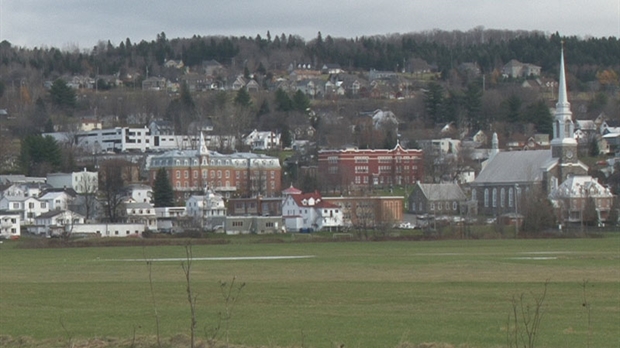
<box><xmin>281</xmin><ymin>190</ymin><xmax>343</xmax><ymax>232</ymax></box>
<box><xmin>186</xmin><ymin>192</ymin><xmax>226</xmax><ymax>230</ymax></box>
<box><xmin>471</xmin><ymin>49</ymin><xmax>589</xmax><ymax>216</ymax></box>
<box><xmin>149</xmin><ymin>120</ymin><xmax>175</xmax><ymax>136</ymax></box>
<box><xmin>79</xmin><ymin>118</ymin><xmax>102</xmax><ymax>132</ymax></box>
<box><xmin>0</xmin><ymin>210</ymin><xmax>20</xmax><ymax>239</ymax></box>
<box><xmin>321</xmin><ymin>64</ymin><xmax>344</xmax><ymax>74</ymax></box>
<box><xmin>203</xmin><ymin>60</ymin><xmax>224</xmax><ymax>76</ymax></box>
<box><xmin>245</xmin><ymin>79</ymin><xmax>261</xmax><ymax>93</ymax></box>
<box><xmin>39</xmin><ymin>190</ymin><xmax>76</xmax><ymax>211</ymax></box>
<box><xmin>418</xmin><ymin>138</ymin><xmax>461</xmax><ymax>157</ymax></box>
<box><xmin>0</xmin><ymin>195</ymin><xmax>49</xmax><ymax>225</ymax></box>
<box><xmin>154</xmin><ymin>206</ymin><xmax>187</xmax><ymax>233</ymax></box>
<box><xmin>243</xmin><ymin>129</ymin><xmax>281</xmax><ymax>150</ymax></box>
<box><xmin>225</xmin><ymin>216</ymin><xmax>283</xmax><ymax>234</ymax></box>
<box><xmin>231</xmin><ymin>76</ymin><xmax>248</xmax><ymax>90</ymax></box>
<box><xmin>323</xmin><ymin>196</ymin><xmax>404</xmax><ymax>228</ymax></box>
<box><xmin>548</xmin><ymin>175</ymin><xmax>615</xmax><ymax>226</ymax></box>
<box><xmin>0</xmin><ymin>183</ymin><xmax>26</xmax><ymax>198</ymax></box>
<box><xmin>124</xmin><ymin>202</ymin><xmax>157</xmax><ymax>231</ymax></box>
<box><xmin>47</xmin><ymin>169</ymin><xmax>98</xmax><ymax>194</ymax></box>
<box><xmin>32</xmin><ymin>210</ymin><xmax>85</xmax><ymax>236</ymax></box>
<box><xmin>123</xmin><ymin>184</ymin><xmax>153</xmax><ymax>203</ymax></box>
<box><xmin>408</xmin><ymin>182</ymin><xmax>468</xmax><ymax>216</ymax></box>
<box><xmin>164</xmin><ymin>59</ymin><xmax>184</xmax><ymax>69</ymax></box>
<box><xmin>0</xmin><ymin>175</ymin><xmax>46</xmax><ymax>186</ymax></box>
<box><xmin>502</xmin><ymin>59</ymin><xmax>542</xmax><ymax>78</ymax></box>
<box><xmin>227</xmin><ymin>196</ymin><xmax>282</xmax><ymax>217</ymax></box>
<box><xmin>408</xmin><ymin>58</ymin><xmax>433</xmax><ymax>74</ymax></box>
<box><xmin>142</xmin><ymin>77</ymin><xmax>167</xmax><ymax>91</ymax></box>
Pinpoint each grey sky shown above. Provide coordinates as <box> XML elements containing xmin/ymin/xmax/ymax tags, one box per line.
<box><xmin>1</xmin><ymin>0</ymin><xmax>618</xmax><ymax>50</ymax></box>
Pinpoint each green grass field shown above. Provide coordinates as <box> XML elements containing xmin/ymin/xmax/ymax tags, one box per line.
<box><xmin>0</xmin><ymin>235</ymin><xmax>619</xmax><ymax>347</ymax></box>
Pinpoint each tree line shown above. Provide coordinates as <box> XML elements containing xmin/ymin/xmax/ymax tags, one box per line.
<box><xmin>1</xmin><ymin>29</ymin><xmax>618</xmax><ymax>88</ymax></box>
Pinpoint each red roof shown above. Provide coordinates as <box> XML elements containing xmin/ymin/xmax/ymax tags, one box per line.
<box><xmin>290</xmin><ymin>192</ymin><xmax>339</xmax><ymax>209</ymax></box>
<box><xmin>282</xmin><ymin>185</ymin><xmax>302</xmax><ymax>195</ymax></box>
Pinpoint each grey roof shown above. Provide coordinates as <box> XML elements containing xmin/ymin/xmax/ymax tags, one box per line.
<box><xmin>125</xmin><ymin>202</ymin><xmax>154</xmax><ymax>209</ymax></box>
<box><xmin>474</xmin><ymin>150</ymin><xmax>554</xmax><ymax>184</ymax></box>
<box><xmin>417</xmin><ymin>183</ymin><xmax>467</xmax><ymax>201</ymax></box>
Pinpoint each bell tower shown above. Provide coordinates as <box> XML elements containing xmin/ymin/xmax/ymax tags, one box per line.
<box><xmin>550</xmin><ymin>45</ymin><xmax>578</xmax><ymax>181</ymax></box>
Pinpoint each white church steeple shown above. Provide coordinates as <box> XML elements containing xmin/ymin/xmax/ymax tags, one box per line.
<box><xmin>551</xmin><ymin>44</ymin><xmax>577</xmax><ymax>160</ymax></box>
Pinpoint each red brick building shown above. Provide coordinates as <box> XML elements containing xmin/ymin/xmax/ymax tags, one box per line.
<box><xmin>318</xmin><ymin>144</ymin><xmax>423</xmax><ymax>193</ymax></box>
<box><xmin>148</xmin><ymin>134</ymin><xmax>281</xmax><ymax>202</ymax></box>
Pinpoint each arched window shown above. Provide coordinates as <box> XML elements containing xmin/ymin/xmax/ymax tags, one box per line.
<box><xmin>508</xmin><ymin>188</ymin><xmax>514</xmax><ymax>208</ymax></box>
<box><xmin>472</xmin><ymin>189</ymin><xmax>477</xmax><ymax>202</ymax></box>
<box><xmin>492</xmin><ymin>188</ymin><xmax>497</xmax><ymax>208</ymax></box>
<box><xmin>500</xmin><ymin>188</ymin><xmax>505</xmax><ymax>207</ymax></box>
<box><xmin>484</xmin><ymin>189</ymin><xmax>489</xmax><ymax>207</ymax></box>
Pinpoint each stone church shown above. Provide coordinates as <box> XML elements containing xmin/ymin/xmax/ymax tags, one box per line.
<box><xmin>471</xmin><ymin>47</ymin><xmax>588</xmax><ymax>216</ymax></box>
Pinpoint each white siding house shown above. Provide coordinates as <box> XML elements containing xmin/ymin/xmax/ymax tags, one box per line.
<box><xmin>0</xmin><ymin>211</ymin><xmax>21</xmax><ymax>238</ymax></box>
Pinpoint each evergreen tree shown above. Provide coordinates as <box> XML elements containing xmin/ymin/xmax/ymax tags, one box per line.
<box><xmin>153</xmin><ymin>168</ymin><xmax>174</xmax><ymax>207</ymax></box>
<box><xmin>292</xmin><ymin>90</ymin><xmax>311</xmax><ymax>112</ymax></box>
<box><xmin>424</xmin><ymin>82</ymin><xmax>444</xmax><ymax>125</ymax></box>
<box><xmin>503</xmin><ymin>95</ymin><xmax>523</xmax><ymax>124</ymax></box>
<box><xmin>234</xmin><ymin>87</ymin><xmax>252</xmax><ymax>108</ymax></box>
<box><xmin>464</xmin><ymin>82</ymin><xmax>484</xmax><ymax>130</ymax></box>
<box><xmin>256</xmin><ymin>99</ymin><xmax>270</xmax><ymax>119</ymax></box>
<box><xmin>49</xmin><ymin>79</ymin><xmax>76</xmax><ymax>109</ymax></box>
<box><xmin>275</xmin><ymin>88</ymin><xmax>293</xmax><ymax>112</ymax></box>
<box><xmin>20</xmin><ymin>135</ymin><xmax>62</xmax><ymax>176</ymax></box>
<box><xmin>280</xmin><ymin>124</ymin><xmax>292</xmax><ymax>148</ymax></box>
<box><xmin>524</xmin><ymin>100</ymin><xmax>553</xmax><ymax>136</ymax></box>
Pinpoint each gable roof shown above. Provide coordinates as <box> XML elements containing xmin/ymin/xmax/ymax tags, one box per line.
<box><xmin>474</xmin><ymin>150</ymin><xmax>554</xmax><ymax>184</ymax></box>
<box><xmin>290</xmin><ymin>192</ymin><xmax>339</xmax><ymax>209</ymax></box>
<box><xmin>416</xmin><ymin>183</ymin><xmax>467</xmax><ymax>201</ymax></box>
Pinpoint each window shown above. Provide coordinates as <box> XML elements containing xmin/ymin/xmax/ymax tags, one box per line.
<box><xmin>193</xmin><ymin>170</ymin><xmax>198</xmax><ymax>179</ymax></box>
<box><xmin>430</xmin><ymin>203</ymin><xmax>435</xmax><ymax>211</ymax></box>
<box><xmin>492</xmin><ymin>188</ymin><xmax>497</xmax><ymax>208</ymax></box>
<box><xmin>453</xmin><ymin>202</ymin><xmax>457</xmax><ymax>211</ymax></box>
<box><xmin>225</xmin><ymin>170</ymin><xmax>230</xmax><ymax>178</ymax></box>
<box><xmin>484</xmin><ymin>189</ymin><xmax>489</xmax><ymax>207</ymax></box>
<box><xmin>176</xmin><ymin>171</ymin><xmax>180</xmax><ymax>179</ymax></box>
<box><xmin>509</xmin><ymin>188</ymin><xmax>514</xmax><ymax>208</ymax></box>
<box><xmin>500</xmin><ymin>188</ymin><xmax>505</xmax><ymax>207</ymax></box>
<box><xmin>472</xmin><ymin>189</ymin><xmax>477</xmax><ymax>202</ymax></box>
<box><xmin>29</xmin><ymin>202</ymin><xmax>34</xmax><ymax>209</ymax></box>
<box><xmin>184</xmin><ymin>171</ymin><xmax>189</xmax><ymax>179</ymax></box>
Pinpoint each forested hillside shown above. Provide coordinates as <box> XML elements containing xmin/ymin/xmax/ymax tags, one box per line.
<box><xmin>0</xmin><ymin>28</ymin><xmax>618</xmax><ymax>175</ymax></box>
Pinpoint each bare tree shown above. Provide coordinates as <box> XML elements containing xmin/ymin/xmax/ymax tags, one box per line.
<box><xmin>99</xmin><ymin>159</ymin><xmax>127</xmax><ymax>223</ymax></box>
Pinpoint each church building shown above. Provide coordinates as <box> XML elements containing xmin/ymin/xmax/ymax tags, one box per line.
<box><xmin>470</xmin><ymin>47</ymin><xmax>588</xmax><ymax>216</ymax></box>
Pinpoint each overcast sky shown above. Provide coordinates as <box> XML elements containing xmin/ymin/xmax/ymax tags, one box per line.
<box><xmin>1</xmin><ymin>0</ymin><xmax>618</xmax><ymax>50</ymax></box>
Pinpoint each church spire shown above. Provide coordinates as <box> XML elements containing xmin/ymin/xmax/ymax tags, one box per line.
<box><xmin>556</xmin><ymin>43</ymin><xmax>570</xmax><ymax>114</ymax></box>
<box><xmin>551</xmin><ymin>44</ymin><xmax>576</xmax><ymax>148</ymax></box>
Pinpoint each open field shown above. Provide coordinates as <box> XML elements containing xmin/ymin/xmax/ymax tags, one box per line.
<box><xmin>0</xmin><ymin>235</ymin><xmax>619</xmax><ymax>347</ymax></box>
